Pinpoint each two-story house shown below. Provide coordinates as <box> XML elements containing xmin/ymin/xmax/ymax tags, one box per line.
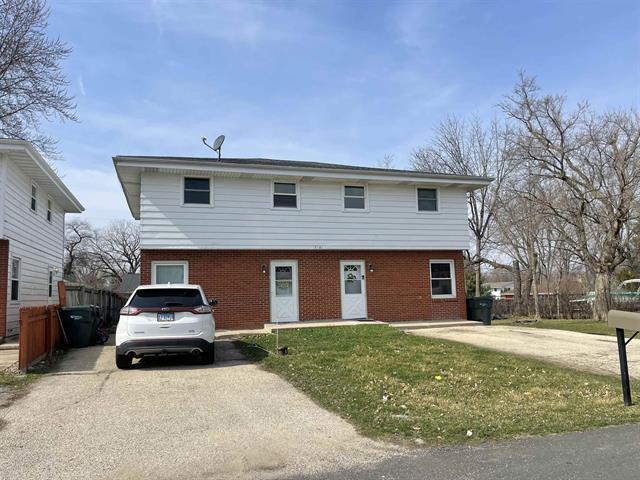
<box><xmin>114</xmin><ymin>155</ymin><xmax>491</xmax><ymax>330</ymax></box>
<box><xmin>0</xmin><ymin>140</ymin><xmax>84</xmax><ymax>339</ymax></box>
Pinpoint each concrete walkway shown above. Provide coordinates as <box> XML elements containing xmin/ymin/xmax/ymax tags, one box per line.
<box><xmin>0</xmin><ymin>340</ymin><xmax>397</xmax><ymax>480</ymax></box>
<box><xmin>410</xmin><ymin>325</ymin><xmax>640</xmax><ymax>378</ymax></box>
<box><xmin>0</xmin><ymin>340</ymin><xmax>19</xmax><ymax>371</ymax></box>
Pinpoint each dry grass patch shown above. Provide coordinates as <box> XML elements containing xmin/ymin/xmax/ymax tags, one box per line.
<box><xmin>238</xmin><ymin>325</ymin><xmax>640</xmax><ymax>446</ymax></box>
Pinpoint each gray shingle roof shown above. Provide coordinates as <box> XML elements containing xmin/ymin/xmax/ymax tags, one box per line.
<box><xmin>113</xmin><ymin>155</ymin><xmax>492</xmax><ymax>182</ymax></box>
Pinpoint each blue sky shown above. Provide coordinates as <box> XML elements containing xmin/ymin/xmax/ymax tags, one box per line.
<box><xmin>46</xmin><ymin>0</ymin><xmax>640</xmax><ymax>225</ymax></box>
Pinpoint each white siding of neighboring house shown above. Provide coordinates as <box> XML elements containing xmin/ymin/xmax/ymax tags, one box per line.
<box><xmin>1</xmin><ymin>158</ymin><xmax>64</xmax><ymax>336</ymax></box>
<box><xmin>139</xmin><ymin>172</ymin><xmax>470</xmax><ymax>250</ymax></box>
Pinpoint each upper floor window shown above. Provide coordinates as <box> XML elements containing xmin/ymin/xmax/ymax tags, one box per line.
<box><xmin>10</xmin><ymin>257</ymin><xmax>20</xmax><ymax>301</ymax></box>
<box><xmin>31</xmin><ymin>184</ymin><xmax>37</xmax><ymax>212</ymax></box>
<box><xmin>417</xmin><ymin>188</ymin><xmax>438</xmax><ymax>212</ymax></box>
<box><xmin>430</xmin><ymin>260</ymin><xmax>456</xmax><ymax>298</ymax></box>
<box><xmin>273</xmin><ymin>182</ymin><xmax>297</xmax><ymax>208</ymax></box>
<box><xmin>184</xmin><ymin>177</ymin><xmax>210</xmax><ymax>205</ymax></box>
<box><xmin>344</xmin><ymin>186</ymin><xmax>366</xmax><ymax>210</ymax></box>
<box><xmin>47</xmin><ymin>198</ymin><xmax>52</xmax><ymax>222</ymax></box>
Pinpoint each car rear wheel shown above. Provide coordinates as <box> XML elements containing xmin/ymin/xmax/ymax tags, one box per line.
<box><xmin>116</xmin><ymin>353</ymin><xmax>133</xmax><ymax>369</ymax></box>
<box><xmin>201</xmin><ymin>344</ymin><xmax>215</xmax><ymax>365</ymax></box>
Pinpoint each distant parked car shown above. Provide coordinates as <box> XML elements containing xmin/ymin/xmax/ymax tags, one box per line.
<box><xmin>115</xmin><ymin>284</ymin><xmax>217</xmax><ymax>369</ymax></box>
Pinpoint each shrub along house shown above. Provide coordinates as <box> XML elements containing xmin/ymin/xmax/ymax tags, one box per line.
<box><xmin>0</xmin><ymin>140</ymin><xmax>84</xmax><ymax>340</ymax></box>
<box><xmin>114</xmin><ymin>154</ymin><xmax>491</xmax><ymax>330</ymax></box>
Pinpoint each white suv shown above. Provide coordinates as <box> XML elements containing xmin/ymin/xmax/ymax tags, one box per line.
<box><xmin>115</xmin><ymin>284</ymin><xmax>216</xmax><ymax>369</ymax></box>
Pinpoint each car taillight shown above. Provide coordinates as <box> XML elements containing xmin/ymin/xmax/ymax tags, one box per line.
<box><xmin>120</xmin><ymin>306</ymin><xmax>142</xmax><ymax>316</ymax></box>
<box><xmin>192</xmin><ymin>305</ymin><xmax>212</xmax><ymax>314</ymax></box>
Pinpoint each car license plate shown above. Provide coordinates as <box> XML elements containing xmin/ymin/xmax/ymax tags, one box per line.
<box><xmin>157</xmin><ymin>312</ymin><xmax>175</xmax><ymax>322</ymax></box>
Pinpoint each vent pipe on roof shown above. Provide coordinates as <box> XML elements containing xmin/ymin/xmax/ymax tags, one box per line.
<box><xmin>202</xmin><ymin>135</ymin><xmax>225</xmax><ymax>160</ymax></box>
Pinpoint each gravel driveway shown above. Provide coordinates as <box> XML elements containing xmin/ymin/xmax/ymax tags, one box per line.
<box><xmin>0</xmin><ymin>340</ymin><xmax>397</xmax><ymax>480</ymax></box>
<box><xmin>410</xmin><ymin>325</ymin><xmax>640</xmax><ymax>378</ymax></box>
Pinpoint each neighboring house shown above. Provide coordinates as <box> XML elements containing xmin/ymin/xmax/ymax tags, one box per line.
<box><xmin>114</xmin><ymin>155</ymin><xmax>491</xmax><ymax>330</ymax></box>
<box><xmin>485</xmin><ymin>281</ymin><xmax>515</xmax><ymax>299</ymax></box>
<box><xmin>0</xmin><ymin>140</ymin><xmax>84</xmax><ymax>339</ymax></box>
<box><xmin>117</xmin><ymin>272</ymin><xmax>140</xmax><ymax>299</ymax></box>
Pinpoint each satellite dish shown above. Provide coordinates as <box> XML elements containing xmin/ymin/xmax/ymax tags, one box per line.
<box><xmin>213</xmin><ymin>135</ymin><xmax>225</xmax><ymax>151</ymax></box>
<box><xmin>201</xmin><ymin>134</ymin><xmax>225</xmax><ymax>159</ymax></box>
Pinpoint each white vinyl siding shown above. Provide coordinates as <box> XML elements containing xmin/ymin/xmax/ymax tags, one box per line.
<box><xmin>1</xmin><ymin>158</ymin><xmax>65</xmax><ymax>336</ymax></box>
<box><xmin>139</xmin><ymin>172</ymin><xmax>470</xmax><ymax>250</ymax></box>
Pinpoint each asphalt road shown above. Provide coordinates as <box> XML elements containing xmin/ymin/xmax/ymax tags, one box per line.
<box><xmin>291</xmin><ymin>423</ymin><xmax>640</xmax><ymax>480</ymax></box>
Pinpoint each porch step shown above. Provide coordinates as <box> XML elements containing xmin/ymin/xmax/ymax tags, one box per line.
<box><xmin>389</xmin><ymin>320</ymin><xmax>482</xmax><ymax>330</ymax></box>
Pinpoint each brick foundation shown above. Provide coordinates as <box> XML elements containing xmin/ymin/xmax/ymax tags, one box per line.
<box><xmin>140</xmin><ymin>250</ymin><xmax>467</xmax><ymax>330</ymax></box>
<box><xmin>0</xmin><ymin>239</ymin><xmax>8</xmax><ymax>338</ymax></box>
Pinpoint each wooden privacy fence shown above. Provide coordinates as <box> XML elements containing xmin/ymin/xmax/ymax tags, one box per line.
<box><xmin>62</xmin><ymin>282</ymin><xmax>125</xmax><ymax>325</ymax></box>
<box><xmin>18</xmin><ymin>305</ymin><xmax>60</xmax><ymax>371</ymax></box>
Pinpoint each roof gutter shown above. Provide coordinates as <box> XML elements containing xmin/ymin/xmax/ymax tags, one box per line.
<box><xmin>113</xmin><ymin>156</ymin><xmax>494</xmax><ymax>189</ymax></box>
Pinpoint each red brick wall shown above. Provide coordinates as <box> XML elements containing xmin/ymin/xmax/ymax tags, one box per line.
<box><xmin>140</xmin><ymin>250</ymin><xmax>467</xmax><ymax>330</ymax></box>
<box><xmin>0</xmin><ymin>239</ymin><xmax>8</xmax><ymax>338</ymax></box>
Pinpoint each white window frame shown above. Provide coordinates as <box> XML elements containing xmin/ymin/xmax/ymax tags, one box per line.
<box><xmin>429</xmin><ymin>259</ymin><xmax>456</xmax><ymax>299</ymax></box>
<box><xmin>30</xmin><ymin>182</ymin><xmax>38</xmax><ymax>213</ymax></box>
<box><xmin>181</xmin><ymin>176</ymin><xmax>213</xmax><ymax>207</ymax></box>
<box><xmin>416</xmin><ymin>186</ymin><xmax>440</xmax><ymax>213</ymax></box>
<box><xmin>151</xmin><ymin>261</ymin><xmax>189</xmax><ymax>284</ymax></box>
<box><xmin>10</xmin><ymin>256</ymin><xmax>21</xmax><ymax>303</ymax></box>
<box><xmin>46</xmin><ymin>196</ymin><xmax>53</xmax><ymax>222</ymax></box>
<box><xmin>342</xmin><ymin>184</ymin><xmax>369</xmax><ymax>212</ymax></box>
<box><xmin>271</xmin><ymin>181</ymin><xmax>300</xmax><ymax>210</ymax></box>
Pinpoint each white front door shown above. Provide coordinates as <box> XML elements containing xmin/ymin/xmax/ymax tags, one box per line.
<box><xmin>270</xmin><ymin>261</ymin><xmax>299</xmax><ymax>323</ymax></box>
<box><xmin>340</xmin><ymin>260</ymin><xmax>367</xmax><ymax>319</ymax></box>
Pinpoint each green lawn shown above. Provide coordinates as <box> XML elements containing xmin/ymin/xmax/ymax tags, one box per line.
<box><xmin>493</xmin><ymin>318</ymin><xmax>623</xmax><ymax>336</ymax></box>
<box><xmin>238</xmin><ymin>325</ymin><xmax>640</xmax><ymax>446</ymax></box>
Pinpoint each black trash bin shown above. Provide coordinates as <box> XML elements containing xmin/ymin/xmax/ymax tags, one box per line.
<box><xmin>60</xmin><ymin>306</ymin><xmax>99</xmax><ymax>348</ymax></box>
<box><xmin>466</xmin><ymin>297</ymin><xmax>493</xmax><ymax>325</ymax></box>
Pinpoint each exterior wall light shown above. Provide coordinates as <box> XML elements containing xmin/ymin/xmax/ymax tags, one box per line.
<box><xmin>261</xmin><ymin>264</ymin><xmax>268</xmax><ymax>274</ymax></box>
<box><xmin>368</xmin><ymin>263</ymin><xmax>374</xmax><ymax>273</ymax></box>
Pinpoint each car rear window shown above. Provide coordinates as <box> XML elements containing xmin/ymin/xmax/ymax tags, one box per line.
<box><xmin>129</xmin><ymin>289</ymin><xmax>204</xmax><ymax>308</ymax></box>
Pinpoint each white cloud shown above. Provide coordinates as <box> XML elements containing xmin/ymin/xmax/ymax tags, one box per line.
<box><xmin>77</xmin><ymin>73</ymin><xmax>86</xmax><ymax>96</ymax></box>
<box><xmin>147</xmin><ymin>0</ymin><xmax>311</xmax><ymax>45</ymax></box>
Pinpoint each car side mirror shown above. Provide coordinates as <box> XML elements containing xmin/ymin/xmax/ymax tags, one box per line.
<box><xmin>209</xmin><ymin>298</ymin><xmax>218</xmax><ymax>307</ymax></box>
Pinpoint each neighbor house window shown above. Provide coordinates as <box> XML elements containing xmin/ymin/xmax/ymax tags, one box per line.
<box><xmin>47</xmin><ymin>198</ymin><xmax>52</xmax><ymax>222</ymax></box>
<box><xmin>152</xmin><ymin>261</ymin><xmax>188</xmax><ymax>284</ymax></box>
<box><xmin>417</xmin><ymin>188</ymin><xmax>438</xmax><ymax>212</ymax></box>
<box><xmin>183</xmin><ymin>177</ymin><xmax>210</xmax><ymax>205</ymax></box>
<box><xmin>273</xmin><ymin>182</ymin><xmax>297</xmax><ymax>208</ymax></box>
<box><xmin>48</xmin><ymin>268</ymin><xmax>54</xmax><ymax>298</ymax></box>
<box><xmin>31</xmin><ymin>184</ymin><xmax>37</xmax><ymax>212</ymax></box>
<box><xmin>10</xmin><ymin>257</ymin><xmax>20</xmax><ymax>301</ymax></box>
<box><xmin>430</xmin><ymin>260</ymin><xmax>456</xmax><ymax>298</ymax></box>
<box><xmin>344</xmin><ymin>186</ymin><xmax>366</xmax><ymax>210</ymax></box>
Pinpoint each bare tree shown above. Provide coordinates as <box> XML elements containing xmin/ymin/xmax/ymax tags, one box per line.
<box><xmin>64</xmin><ymin>219</ymin><xmax>95</xmax><ymax>280</ymax></box>
<box><xmin>91</xmin><ymin>220</ymin><xmax>141</xmax><ymax>284</ymax></box>
<box><xmin>412</xmin><ymin>117</ymin><xmax>512</xmax><ymax>296</ymax></box>
<box><xmin>502</xmin><ymin>75</ymin><xmax>640</xmax><ymax>321</ymax></box>
<box><xmin>0</xmin><ymin>0</ymin><xmax>76</xmax><ymax>156</ymax></box>
<box><xmin>377</xmin><ymin>153</ymin><xmax>396</xmax><ymax>169</ymax></box>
